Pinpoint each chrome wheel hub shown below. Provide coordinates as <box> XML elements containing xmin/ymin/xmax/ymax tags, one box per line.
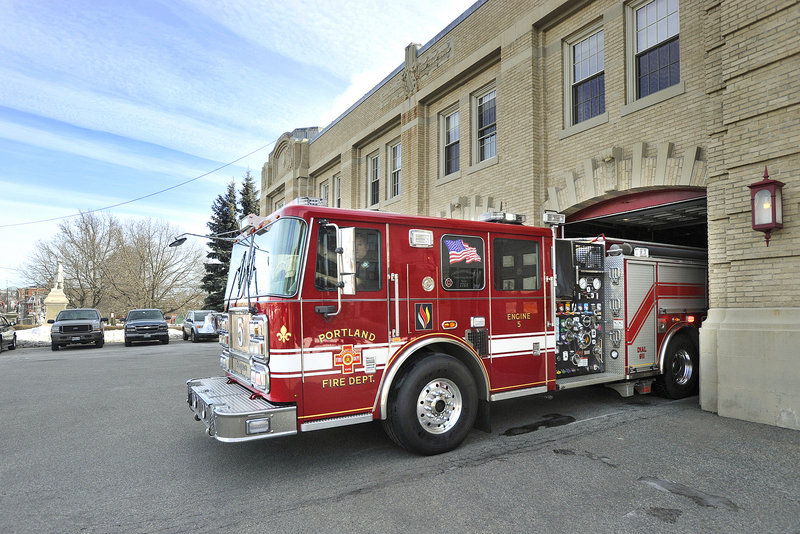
<box><xmin>416</xmin><ymin>378</ymin><xmax>462</xmax><ymax>434</ymax></box>
<box><xmin>672</xmin><ymin>349</ymin><xmax>694</xmax><ymax>385</ymax></box>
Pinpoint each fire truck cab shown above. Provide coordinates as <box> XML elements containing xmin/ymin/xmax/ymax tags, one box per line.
<box><xmin>188</xmin><ymin>199</ymin><xmax>707</xmax><ymax>455</ymax></box>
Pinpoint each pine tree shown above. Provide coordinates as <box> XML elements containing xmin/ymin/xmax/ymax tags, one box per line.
<box><xmin>239</xmin><ymin>169</ymin><xmax>260</xmax><ymax>218</ymax></box>
<box><xmin>201</xmin><ymin>180</ymin><xmax>238</xmax><ymax>310</ymax></box>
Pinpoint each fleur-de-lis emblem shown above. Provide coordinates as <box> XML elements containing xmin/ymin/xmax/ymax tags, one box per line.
<box><xmin>277</xmin><ymin>325</ymin><xmax>292</xmax><ymax>343</ymax></box>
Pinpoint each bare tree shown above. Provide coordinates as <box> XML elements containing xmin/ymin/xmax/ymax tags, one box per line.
<box><xmin>23</xmin><ymin>212</ymin><xmax>121</xmax><ymax>309</ymax></box>
<box><xmin>108</xmin><ymin>218</ymin><xmax>204</xmax><ymax>314</ymax></box>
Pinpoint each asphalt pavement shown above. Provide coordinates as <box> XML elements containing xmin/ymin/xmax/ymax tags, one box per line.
<box><xmin>1</xmin><ymin>342</ymin><xmax>798</xmax><ymax>533</ymax></box>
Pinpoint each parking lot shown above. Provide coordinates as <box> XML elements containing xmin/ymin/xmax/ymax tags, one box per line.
<box><xmin>1</xmin><ymin>340</ymin><xmax>799</xmax><ymax>533</ymax></box>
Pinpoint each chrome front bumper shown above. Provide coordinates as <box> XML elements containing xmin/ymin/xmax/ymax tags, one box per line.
<box><xmin>187</xmin><ymin>377</ymin><xmax>297</xmax><ymax>443</ymax></box>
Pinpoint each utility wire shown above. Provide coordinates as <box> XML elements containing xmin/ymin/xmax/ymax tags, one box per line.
<box><xmin>0</xmin><ymin>142</ymin><xmax>272</xmax><ymax>229</ymax></box>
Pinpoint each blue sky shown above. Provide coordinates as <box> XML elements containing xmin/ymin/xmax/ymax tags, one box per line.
<box><xmin>0</xmin><ymin>0</ymin><xmax>476</xmax><ymax>287</ymax></box>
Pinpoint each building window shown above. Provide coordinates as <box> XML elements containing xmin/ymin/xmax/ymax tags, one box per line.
<box><xmin>572</xmin><ymin>29</ymin><xmax>605</xmax><ymax>124</ymax></box>
<box><xmin>333</xmin><ymin>174</ymin><xmax>341</xmax><ymax>208</ymax></box>
<box><xmin>475</xmin><ymin>87</ymin><xmax>496</xmax><ymax>163</ymax></box>
<box><xmin>320</xmin><ymin>181</ymin><xmax>329</xmax><ymax>206</ymax></box>
<box><xmin>443</xmin><ymin>110</ymin><xmax>459</xmax><ymax>175</ymax></box>
<box><xmin>389</xmin><ymin>142</ymin><xmax>401</xmax><ymax>198</ymax></box>
<box><xmin>368</xmin><ymin>153</ymin><xmax>380</xmax><ymax>206</ymax></box>
<box><xmin>635</xmin><ymin>0</ymin><xmax>679</xmax><ymax>98</ymax></box>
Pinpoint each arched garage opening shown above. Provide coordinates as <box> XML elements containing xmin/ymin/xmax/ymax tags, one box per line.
<box><xmin>562</xmin><ymin>189</ymin><xmax>707</xmax><ymax>249</ymax></box>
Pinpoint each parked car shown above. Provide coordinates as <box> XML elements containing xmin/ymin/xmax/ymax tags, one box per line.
<box><xmin>123</xmin><ymin>309</ymin><xmax>170</xmax><ymax>346</ymax></box>
<box><xmin>48</xmin><ymin>308</ymin><xmax>107</xmax><ymax>351</ymax></box>
<box><xmin>0</xmin><ymin>315</ymin><xmax>16</xmax><ymax>352</ymax></box>
<box><xmin>182</xmin><ymin>310</ymin><xmax>218</xmax><ymax>342</ymax></box>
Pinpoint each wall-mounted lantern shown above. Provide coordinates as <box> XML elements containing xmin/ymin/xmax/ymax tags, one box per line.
<box><xmin>748</xmin><ymin>166</ymin><xmax>784</xmax><ymax>246</ymax></box>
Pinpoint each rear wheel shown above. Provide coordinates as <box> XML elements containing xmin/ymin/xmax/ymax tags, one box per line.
<box><xmin>656</xmin><ymin>335</ymin><xmax>698</xmax><ymax>399</ymax></box>
<box><xmin>383</xmin><ymin>354</ymin><xmax>477</xmax><ymax>455</ymax></box>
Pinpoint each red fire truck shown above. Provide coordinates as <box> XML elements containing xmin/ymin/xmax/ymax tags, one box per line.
<box><xmin>187</xmin><ymin>199</ymin><xmax>707</xmax><ymax>455</ymax></box>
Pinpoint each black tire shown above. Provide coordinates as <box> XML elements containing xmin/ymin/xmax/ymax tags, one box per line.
<box><xmin>190</xmin><ymin>330</ymin><xmax>197</xmax><ymax>343</ymax></box>
<box><xmin>8</xmin><ymin>335</ymin><xmax>15</xmax><ymax>350</ymax></box>
<box><xmin>161</xmin><ymin>336</ymin><xmax>169</xmax><ymax>345</ymax></box>
<box><xmin>124</xmin><ymin>339</ymin><xmax>132</xmax><ymax>347</ymax></box>
<box><xmin>655</xmin><ymin>335</ymin><xmax>699</xmax><ymax>399</ymax></box>
<box><xmin>383</xmin><ymin>354</ymin><xmax>477</xmax><ymax>455</ymax></box>
<box><xmin>51</xmin><ymin>342</ymin><xmax>59</xmax><ymax>352</ymax></box>
<box><xmin>95</xmin><ymin>339</ymin><xmax>104</xmax><ymax>348</ymax></box>
<box><xmin>182</xmin><ymin>329</ymin><xmax>188</xmax><ymax>341</ymax></box>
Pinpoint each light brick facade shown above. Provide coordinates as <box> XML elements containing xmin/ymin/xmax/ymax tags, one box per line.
<box><xmin>260</xmin><ymin>0</ymin><xmax>800</xmax><ymax>430</ymax></box>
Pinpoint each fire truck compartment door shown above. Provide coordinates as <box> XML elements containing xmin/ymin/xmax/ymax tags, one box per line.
<box><xmin>625</xmin><ymin>260</ymin><xmax>657</xmax><ymax>369</ymax></box>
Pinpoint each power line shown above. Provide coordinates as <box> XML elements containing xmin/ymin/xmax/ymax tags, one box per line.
<box><xmin>0</xmin><ymin>142</ymin><xmax>272</xmax><ymax>229</ymax></box>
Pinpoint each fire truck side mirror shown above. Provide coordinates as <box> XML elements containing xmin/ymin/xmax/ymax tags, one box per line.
<box><xmin>339</xmin><ymin>227</ymin><xmax>357</xmax><ymax>296</ymax></box>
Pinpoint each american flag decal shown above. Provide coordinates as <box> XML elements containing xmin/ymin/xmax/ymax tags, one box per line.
<box><xmin>444</xmin><ymin>239</ymin><xmax>481</xmax><ymax>264</ymax></box>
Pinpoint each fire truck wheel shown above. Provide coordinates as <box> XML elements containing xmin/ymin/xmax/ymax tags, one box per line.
<box><xmin>384</xmin><ymin>354</ymin><xmax>477</xmax><ymax>455</ymax></box>
<box><xmin>656</xmin><ymin>335</ymin><xmax>698</xmax><ymax>399</ymax></box>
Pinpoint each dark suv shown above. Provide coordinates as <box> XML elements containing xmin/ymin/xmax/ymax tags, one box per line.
<box><xmin>48</xmin><ymin>308</ymin><xmax>107</xmax><ymax>351</ymax></box>
<box><xmin>123</xmin><ymin>309</ymin><xmax>170</xmax><ymax>346</ymax></box>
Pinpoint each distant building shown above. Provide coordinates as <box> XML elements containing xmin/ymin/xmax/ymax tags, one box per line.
<box><xmin>260</xmin><ymin>0</ymin><xmax>800</xmax><ymax>430</ymax></box>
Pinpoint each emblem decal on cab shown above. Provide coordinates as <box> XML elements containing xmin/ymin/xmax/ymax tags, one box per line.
<box><xmin>333</xmin><ymin>345</ymin><xmax>362</xmax><ymax>374</ymax></box>
<box><xmin>415</xmin><ymin>303</ymin><xmax>433</xmax><ymax>330</ymax></box>
<box><xmin>277</xmin><ymin>325</ymin><xmax>292</xmax><ymax>343</ymax></box>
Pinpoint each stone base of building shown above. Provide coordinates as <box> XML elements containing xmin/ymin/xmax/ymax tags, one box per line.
<box><xmin>700</xmin><ymin>308</ymin><xmax>800</xmax><ymax>431</ymax></box>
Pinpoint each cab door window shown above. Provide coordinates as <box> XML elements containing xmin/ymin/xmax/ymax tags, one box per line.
<box><xmin>441</xmin><ymin>235</ymin><xmax>485</xmax><ymax>290</ymax></box>
<box><xmin>315</xmin><ymin>227</ymin><xmax>382</xmax><ymax>292</ymax></box>
<box><xmin>493</xmin><ymin>238</ymin><xmax>540</xmax><ymax>291</ymax></box>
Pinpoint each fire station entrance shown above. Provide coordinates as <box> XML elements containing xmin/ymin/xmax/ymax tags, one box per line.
<box><xmin>561</xmin><ymin>189</ymin><xmax>707</xmax><ymax>249</ymax></box>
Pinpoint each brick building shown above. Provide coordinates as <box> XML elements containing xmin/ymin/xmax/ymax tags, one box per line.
<box><xmin>260</xmin><ymin>0</ymin><xmax>800</xmax><ymax>430</ymax></box>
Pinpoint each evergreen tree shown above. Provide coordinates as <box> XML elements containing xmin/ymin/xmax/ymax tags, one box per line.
<box><xmin>239</xmin><ymin>169</ymin><xmax>260</xmax><ymax>218</ymax></box>
<box><xmin>201</xmin><ymin>180</ymin><xmax>238</xmax><ymax>310</ymax></box>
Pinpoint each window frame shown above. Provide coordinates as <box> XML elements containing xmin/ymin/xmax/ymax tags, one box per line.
<box><xmin>563</xmin><ymin>24</ymin><xmax>606</xmax><ymax>129</ymax></box>
<box><xmin>389</xmin><ymin>141</ymin><xmax>401</xmax><ymax>199</ymax></box>
<box><xmin>319</xmin><ymin>180</ymin><xmax>330</xmax><ymax>207</ymax></box>
<box><xmin>368</xmin><ymin>152</ymin><xmax>380</xmax><ymax>207</ymax></box>
<box><xmin>332</xmin><ymin>173</ymin><xmax>341</xmax><ymax>208</ymax></box>
<box><xmin>440</xmin><ymin>106</ymin><xmax>460</xmax><ymax>179</ymax></box>
<box><xmin>623</xmin><ymin>0</ymin><xmax>684</xmax><ymax>114</ymax></box>
<box><xmin>472</xmin><ymin>84</ymin><xmax>497</xmax><ymax>166</ymax></box>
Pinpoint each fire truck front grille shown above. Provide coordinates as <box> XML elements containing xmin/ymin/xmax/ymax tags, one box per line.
<box><xmin>465</xmin><ymin>328</ymin><xmax>489</xmax><ymax>356</ymax></box>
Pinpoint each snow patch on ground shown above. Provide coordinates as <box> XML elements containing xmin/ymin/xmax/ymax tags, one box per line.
<box><xmin>15</xmin><ymin>325</ymin><xmax>184</xmax><ymax>347</ymax></box>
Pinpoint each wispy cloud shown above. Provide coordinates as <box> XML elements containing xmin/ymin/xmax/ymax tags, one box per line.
<box><xmin>0</xmin><ymin>0</ymin><xmax>477</xmax><ymax>287</ymax></box>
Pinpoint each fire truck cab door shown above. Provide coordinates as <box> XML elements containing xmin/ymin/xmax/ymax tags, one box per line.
<box><xmin>301</xmin><ymin>223</ymin><xmax>389</xmax><ymax>421</ymax></box>
<box><xmin>625</xmin><ymin>260</ymin><xmax>657</xmax><ymax>370</ymax></box>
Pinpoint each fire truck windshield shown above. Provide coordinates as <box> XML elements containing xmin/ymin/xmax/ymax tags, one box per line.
<box><xmin>223</xmin><ymin>217</ymin><xmax>307</xmax><ymax>303</ymax></box>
